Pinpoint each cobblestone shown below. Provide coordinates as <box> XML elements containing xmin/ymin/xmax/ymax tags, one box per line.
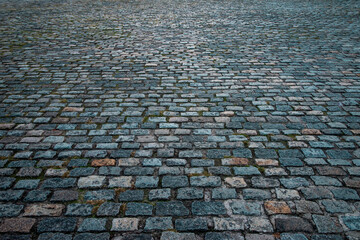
<box><xmin>230</xmin><ymin>200</ymin><xmax>262</xmax><ymax>216</ymax></box>
<box><xmin>0</xmin><ymin>204</ymin><xmax>23</xmax><ymax>217</ymax></box>
<box><xmin>24</xmin><ymin>204</ymin><xmax>64</xmax><ymax>216</ymax></box>
<box><xmin>50</xmin><ymin>190</ymin><xmax>78</xmax><ymax>202</ymax></box>
<box><xmin>1</xmin><ymin>0</ymin><xmax>360</xmax><ymax>238</ymax></box>
<box><xmin>37</xmin><ymin>217</ymin><xmax>77</xmax><ymax>232</ymax></box>
<box><xmin>144</xmin><ymin>217</ymin><xmax>173</xmax><ymax>231</ymax></box>
<box><xmin>111</xmin><ymin>218</ymin><xmax>139</xmax><ymax>231</ymax></box>
<box><xmin>65</xmin><ymin>203</ymin><xmax>93</xmax><ymax>216</ymax></box>
<box><xmin>0</xmin><ymin>218</ymin><xmax>36</xmax><ymax>233</ymax></box>
<box><xmin>175</xmin><ymin>218</ymin><xmax>208</xmax><ymax>231</ymax></box>
<box><xmin>341</xmin><ymin>216</ymin><xmax>360</xmax><ymax>231</ymax></box>
<box><xmin>125</xmin><ymin>202</ymin><xmax>153</xmax><ymax>216</ymax></box>
<box><xmin>78</xmin><ymin>218</ymin><xmax>107</xmax><ymax>232</ymax></box>
<box><xmin>275</xmin><ymin>216</ymin><xmax>314</xmax><ymax>232</ymax></box>
<box><xmin>156</xmin><ymin>201</ymin><xmax>189</xmax><ymax>216</ymax></box>
<box><xmin>313</xmin><ymin>215</ymin><xmax>343</xmax><ymax>233</ymax></box>
<box><xmin>192</xmin><ymin>201</ymin><xmax>227</xmax><ymax>216</ymax></box>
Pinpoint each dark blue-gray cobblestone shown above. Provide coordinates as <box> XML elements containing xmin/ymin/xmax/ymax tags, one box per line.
<box><xmin>37</xmin><ymin>218</ymin><xmax>77</xmax><ymax>232</ymax></box>
<box><xmin>192</xmin><ymin>201</ymin><xmax>227</xmax><ymax>215</ymax></box>
<box><xmin>78</xmin><ymin>218</ymin><xmax>107</xmax><ymax>232</ymax></box>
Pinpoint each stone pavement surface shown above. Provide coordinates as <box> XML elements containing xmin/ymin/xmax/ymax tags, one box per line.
<box><xmin>0</xmin><ymin>0</ymin><xmax>360</xmax><ymax>239</ymax></box>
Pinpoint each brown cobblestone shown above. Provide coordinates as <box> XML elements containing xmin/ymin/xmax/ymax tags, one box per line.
<box><xmin>0</xmin><ymin>218</ymin><xmax>36</xmax><ymax>233</ymax></box>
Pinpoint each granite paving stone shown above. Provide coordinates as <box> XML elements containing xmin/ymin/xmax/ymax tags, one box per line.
<box><xmin>83</xmin><ymin>189</ymin><xmax>115</xmax><ymax>201</ymax></box>
<box><xmin>78</xmin><ymin>218</ymin><xmax>107</xmax><ymax>232</ymax></box>
<box><xmin>177</xmin><ymin>187</ymin><xmax>204</xmax><ymax>200</ymax></box>
<box><xmin>118</xmin><ymin>190</ymin><xmax>144</xmax><ymax>202</ymax></box>
<box><xmin>175</xmin><ymin>218</ymin><xmax>208</xmax><ymax>231</ymax></box>
<box><xmin>73</xmin><ymin>233</ymin><xmax>110</xmax><ymax>240</ymax></box>
<box><xmin>0</xmin><ymin>204</ymin><xmax>24</xmax><ymax>217</ymax></box>
<box><xmin>65</xmin><ymin>204</ymin><xmax>93</xmax><ymax>216</ymax></box>
<box><xmin>321</xmin><ymin>200</ymin><xmax>353</xmax><ymax>213</ymax></box>
<box><xmin>275</xmin><ymin>216</ymin><xmax>314</xmax><ymax>232</ymax></box>
<box><xmin>125</xmin><ymin>202</ymin><xmax>153</xmax><ymax>216</ymax></box>
<box><xmin>312</xmin><ymin>215</ymin><xmax>343</xmax><ymax>233</ymax></box>
<box><xmin>341</xmin><ymin>216</ymin><xmax>360</xmax><ymax>231</ymax></box>
<box><xmin>50</xmin><ymin>190</ymin><xmax>78</xmax><ymax>202</ymax></box>
<box><xmin>0</xmin><ymin>0</ymin><xmax>360</xmax><ymax>238</ymax></box>
<box><xmin>37</xmin><ymin>233</ymin><xmax>72</xmax><ymax>240</ymax></box>
<box><xmin>192</xmin><ymin>201</ymin><xmax>227</xmax><ymax>215</ymax></box>
<box><xmin>230</xmin><ymin>200</ymin><xmax>262</xmax><ymax>216</ymax></box>
<box><xmin>111</xmin><ymin>218</ymin><xmax>139</xmax><ymax>231</ymax></box>
<box><xmin>213</xmin><ymin>217</ymin><xmax>245</xmax><ymax>231</ymax></box>
<box><xmin>248</xmin><ymin>217</ymin><xmax>274</xmax><ymax>233</ymax></box>
<box><xmin>0</xmin><ymin>218</ymin><xmax>36</xmax><ymax>233</ymax></box>
<box><xmin>24</xmin><ymin>190</ymin><xmax>51</xmax><ymax>202</ymax></box>
<box><xmin>156</xmin><ymin>201</ymin><xmax>190</xmax><ymax>216</ymax></box>
<box><xmin>96</xmin><ymin>202</ymin><xmax>121</xmax><ymax>216</ymax></box>
<box><xmin>41</xmin><ymin>178</ymin><xmax>76</xmax><ymax>189</ymax></box>
<box><xmin>330</xmin><ymin>187</ymin><xmax>360</xmax><ymax>200</ymax></box>
<box><xmin>23</xmin><ymin>204</ymin><xmax>64</xmax><ymax>216</ymax></box>
<box><xmin>37</xmin><ymin>217</ymin><xmax>77</xmax><ymax>232</ymax></box>
<box><xmin>77</xmin><ymin>176</ymin><xmax>106</xmax><ymax>188</ymax></box>
<box><xmin>160</xmin><ymin>232</ymin><xmax>201</xmax><ymax>240</ymax></box>
<box><xmin>0</xmin><ymin>190</ymin><xmax>24</xmax><ymax>201</ymax></box>
<box><xmin>144</xmin><ymin>217</ymin><xmax>173</xmax><ymax>231</ymax></box>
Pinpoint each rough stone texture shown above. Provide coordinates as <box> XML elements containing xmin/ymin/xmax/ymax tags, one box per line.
<box><xmin>41</xmin><ymin>178</ymin><xmax>76</xmax><ymax>189</ymax></box>
<box><xmin>192</xmin><ymin>201</ymin><xmax>227</xmax><ymax>215</ymax></box>
<box><xmin>108</xmin><ymin>177</ymin><xmax>132</xmax><ymax>188</ymax></box>
<box><xmin>51</xmin><ymin>190</ymin><xmax>78</xmax><ymax>202</ymax></box>
<box><xmin>78</xmin><ymin>176</ymin><xmax>106</xmax><ymax>188</ymax></box>
<box><xmin>149</xmin><ymin>188</ymin><xmax>171</xmax><ymax>200</ymax></box>
<box><xmin>175</xmin><ymin>218</ymin><xmax>208</xmax><ymax>231</ymax></box>
<box><xmin>91</xmin><ymin>158</ymin><xmax>116</xmax><ymax>167</ymax></box>
<box><xmin>275</xmin><ymin>217</ymin><xmax>314</xmax><ymax>232</ymax></box>
<box><xmin>212</xmin><ymin>188</ymin><xmax>237</xmax><ymax>199</ymax></box>
<box><xmin>264</xmin><ymin>201</ymin><xmax>291</xmax><ymax>215</ymax></box>
<box><xmin>125</xmin><ymin>202</ymin><xmax>153</xmax><ymax>216</ymax></box>
<box><xmin>135</xmin><ymin>176</ymin><xmax>159</xmax><ymax>188</ymax></box>
<box><xmin>0</xmin><ymin>0</ymin><xmax>360</xmax><ymax>238</ymax></box>
<box><xmin>0</xmin><ymin>204</ymin><xmax>24</xmax><ymax>217</ymax></box>
<box><xmin>38</xmin><ymin>233</ymin><xmax>72</xmax><ymax>240</ymax></box>
<box><xmin>97</xmin><ymin>202</ymin><xmax>121</xmax><ymax>216</ymax></box>
<box><xmin>225</xmin><ymin>177</ymin><xmax>247</xmax><ymax>188</ymax></box>
<box><xmin>73</xmin><ymin>233</ymin><xmax>110</xmax><ymax>240</ymax></box>
<box><xmin>0</xmin><ymin>218</ymin><xmax>36</xmax><ymax>233</ymax></box>
<box><xmin>78</xmin><ymin>218</ymin><xmax>107</xmax><ymax>232</ymax></box>
<box><xmin>213</xmin><ymin>217</ymin><xmax>245</xmax><ymax>230</ymax></box>
<box><xmin>206</xmin><ymin>232</ymin><xmax>244</xmax><ymax>240</ymax></box>
<box><xmin>144</xmin><ymin>217</ymin><xmax>173</xmax><ymax>230</ymax></box>
<box><xmin>246</xmin><ymin>234</ymin><xmax>274</xmax><ymax>240</ymax></box>
<box><xmin>230</xmin><ymin>200</ymin><xmax>262</xmax><ymax>216</ymax></box>
<box><xmin>23</xmin><ymin>204</ymin><xmax>64</xmax><ymax>216</ymax></box>
<box><xmin>111</xmin><ymin>218</ymin><xmax>139</xmax><ymax>231</ymax></box>
<box><xmin>84</xmin><ymin>189</ymin><xmax>115</xmax><ymax>201</ymax></box>
<box><xmin>37</xmin><ymin>218</ymin><xmax>77</xmax><ymax>232</ymax></box>
<box><xmin>160</xmin><ymin>232</ymin><xmax>201</xmax><ymax>240</ymax></box>
<box><xmin>280</xmin><ymin>233</ymin><xmax>307</xmax><ymax>240</ymax></box>
<box><xmin>65</xmin><ymin>204</ymin><xmax>93</xmax><ymax>216</ymax></box>
<box><xmin>119</xmin><ymin>190</ymin><xmax>144</xmax><ymax>202</ymax></box>
<box><xmin>156</xmin><ymin>201</ymin><xmax>190</xmax><ymax>216</ymax></box>
<box><xmin>341</xmin><ymin>216</ymin><xmax>360</xmax><ymax>231</ymax></box>
<box><xmin>248</xmin><ymin>217</ymin><xmax>274</xmax><ymax>233</ymax></box>
<box><xmin>312</xmin><ymin>215</ymin><xmax>343</xmax><ymax>233</ymax></box>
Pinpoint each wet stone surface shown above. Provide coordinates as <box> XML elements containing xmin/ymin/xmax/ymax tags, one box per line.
<box><xmin>0</xmin><ymin>0</ymin><xmax>360</xmax><ymax>239</ymax></box>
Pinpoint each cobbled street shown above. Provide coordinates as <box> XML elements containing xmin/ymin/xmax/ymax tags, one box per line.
<box><xmin>0</xmin><ymin>0</ymin><xmax>360</xmax><ymax>239</ymax></box>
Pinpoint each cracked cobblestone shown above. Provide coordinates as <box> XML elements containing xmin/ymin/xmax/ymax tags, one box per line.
<box><xmin>0</xmin><ymin>0</ymin><xmax>360</xmax><ymax>239</ymax></box>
